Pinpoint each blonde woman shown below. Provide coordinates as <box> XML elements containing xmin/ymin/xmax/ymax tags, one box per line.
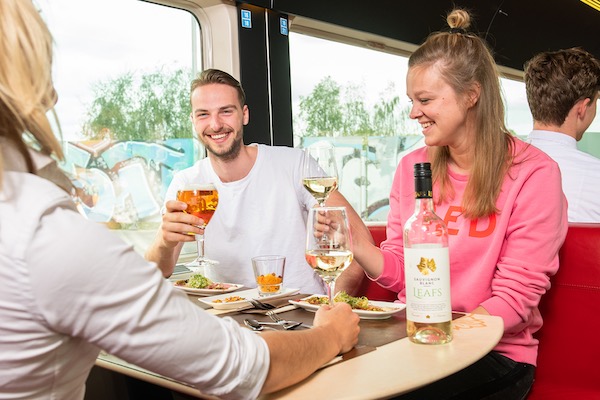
<box><xmin>351</xmin><ymin>9</ymin><xmax>568</xmax><ymax>399</ymax></box>
<box><xmin>0</xmin><ymin>1</ymin><xmax>359</xmax><ymax>399</ymax></box>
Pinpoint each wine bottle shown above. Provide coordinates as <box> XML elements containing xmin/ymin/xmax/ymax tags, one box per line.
<box><xmin>403</xmin><ymin>162</ymin><xmax>452</xmax><ymax>344</ymax></box>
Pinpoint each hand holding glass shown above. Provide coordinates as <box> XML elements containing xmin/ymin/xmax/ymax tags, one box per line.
<box><xmin>176</xmin><ymin>183</ymin><xmax>219</xmax><ymax>271</ymax></box>
<box><xmin>302</xmin><ymin>143</ymin><xmax>338</xmax><ymax>207</ymax></box>
<box><xmin>305</xmin><ymin>207</ymin><xmax>353</xmax><ymax>305</ymax></box>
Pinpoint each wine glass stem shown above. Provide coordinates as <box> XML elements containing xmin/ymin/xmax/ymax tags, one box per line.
<box><xmin>196</xmin><ymin>234</ymin><xmax>205</xmax><ymax>261</ymax></box>
<box><xmin>328</xmin><ymin>280</ymin><xmax>336</xmax><ymax>305</ymax></box>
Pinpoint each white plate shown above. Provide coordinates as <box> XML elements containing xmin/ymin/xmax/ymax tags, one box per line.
<box><xmin>289</xmin><ymin>295</ymin><xmax>406</xmax><ymax>320</ymax></box>
<box><xmin>173</xmin><ymin>281</ymin><xmax>244</xmax><ymax>296</ymax></box>
<box><xmin>198</xmin><ymin>288</ymin><xmax>300</xmax><ymax>310</ymax></box>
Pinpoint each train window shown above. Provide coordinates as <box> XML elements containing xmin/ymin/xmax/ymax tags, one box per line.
<box><xmin>38</xmin><ymin>0</ymin><xmax>201</xmax><ymax>253</ymax></box>
<box><xmin>289</xmin><ymin>32</ymin><xmax>600</xmax><ymax>221</ymax></box>
<box><xmin>32</xmin><ymin>0</ymin><xmax>600</xmax><ymax>250</ymax></box>
<box><xmin>289</xmin><ymin>33</ymin><xmax>419</xmax><ymax>222</ymax></box>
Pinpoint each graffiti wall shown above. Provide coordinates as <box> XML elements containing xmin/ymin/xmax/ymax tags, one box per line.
<box><xmin>62</xmin><ymin>138</ymin><xmax>197</xmax><ymax>226</ymax></box>
<box><xmin>63</xmin><ymin>135</ymin><xmax>424</xmax><ymax>227</ymax></box>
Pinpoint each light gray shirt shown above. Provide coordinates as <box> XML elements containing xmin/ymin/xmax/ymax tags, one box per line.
<box><xmin>528</xmin><ymin>130</ymin><xmax>600</xmax><ymax>222</ymax></box>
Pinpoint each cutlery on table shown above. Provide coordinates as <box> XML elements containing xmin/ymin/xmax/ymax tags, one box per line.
<box><xmin>244</xmin><ymin>318</ymin><xmax>302</xmax><ymax>330</ymax></box>
<box><xmin>266</xmin><ymin>310</ymin><xmax>313</xmax><ymax>329</ymax></box>
<box><xmin>248</xmin><ymin>299</ymin><xmax>276</xmax><ymax>310</ymax></box>
<box><xmin>243</xmin><ymin>319</ymin><xmax>273</xmax><ymax>331</ymax></box>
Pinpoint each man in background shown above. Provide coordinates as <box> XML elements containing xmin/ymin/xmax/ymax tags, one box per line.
<box><xmin>525</xmin><ymin>47</ymin><xmax>600</xmax><ymax>222</ymax></box>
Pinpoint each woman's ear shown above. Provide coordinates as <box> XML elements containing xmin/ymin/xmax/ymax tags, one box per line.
<box><xmin>467</xmin><ymin>82</ymin><xmax>481</xmax><ymax>108</ymax></box>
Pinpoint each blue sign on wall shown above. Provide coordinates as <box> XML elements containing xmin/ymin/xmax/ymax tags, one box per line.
<box><xmin>280</xmin><ymin>17</ymin><xmax>288</xmax><ymax>35</ymax></box>
<box><xmin>241</xmin><ymin>9</ymin><xmax>252</xmax><ymax>28</ymax></box>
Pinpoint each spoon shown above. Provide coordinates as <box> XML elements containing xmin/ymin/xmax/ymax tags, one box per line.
<box><xmin>244</xmin><ymin>319</ymin><xmax>272</xmax><ymax>331</ymax></box>
<box><xmin>244</xmin><ymin>318</ymin><xmax>301</xmax><ymax>331</ymax></box>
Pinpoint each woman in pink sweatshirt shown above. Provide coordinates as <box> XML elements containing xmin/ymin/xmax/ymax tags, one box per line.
<box><xmin>351</xmin><ymin>9</ymin><xmax>568</xmax><ymax>400</ymax></box>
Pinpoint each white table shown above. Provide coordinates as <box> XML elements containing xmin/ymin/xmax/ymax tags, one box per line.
<box><xmin>262</xmin><ymin>313</ymin><xmax>503</xmax><ymax>399</ymax></box>
<box><xmin>96</xmin><ymin>312</ymin><xmax>503</xmax><ymax>399</ymax></box>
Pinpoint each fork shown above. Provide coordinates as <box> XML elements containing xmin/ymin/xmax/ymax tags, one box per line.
<box><xmin>248</xmin><ymin>299</ymin><xmax>276</xmax><ymax>310</ymax></box>
<box><xmin>267</xmin><ymin>310</ymin><xmax>311</xmax><ymax>329</ymax></box>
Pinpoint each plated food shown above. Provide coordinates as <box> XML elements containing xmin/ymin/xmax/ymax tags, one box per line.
<box><xmin>199</xmin><ymin>288</ymin><xmax>300</xmax><ymax>310</ymax></box>
<box><xmin>290</xmin><ymin>292</ymin><xmax>405</xmax><ymax>320</ymax></box>
<box><xmin>173</xmin><ymin>274</ymin><xmax>243</xmax><ymax>295</ymax></box>
<box><xmin>213</xmin><ymin>296</ymin><xmax>246</xmax><ymax>303</ymax></box>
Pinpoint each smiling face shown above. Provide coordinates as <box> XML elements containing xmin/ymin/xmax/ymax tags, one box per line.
<box><xmin>190</xmin><ymin>83</ymin><xmax>249</xmax><ymax>161</ymax></box>
<box><xmin>407</xmin><ymin>64</ymin><xmax>476</xmax><ymax>149</ymax></box>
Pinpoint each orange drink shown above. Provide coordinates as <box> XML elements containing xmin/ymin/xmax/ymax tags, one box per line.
<box><xmin>252</xmin><ymin>255</ymin><xmax>286</xmax><ymax>296</ymax></box>
<box><xmin>176</xmin><ymin>184</ymin><xmax>219</xmax><ymax>226</ymax></box>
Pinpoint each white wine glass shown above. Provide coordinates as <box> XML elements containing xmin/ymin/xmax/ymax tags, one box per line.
<box><xmin>305</xmin><ymin>206</ymin><xmax>353</xmax><ymax>305</ymax></box>
<box><xmin>176</xmin><ymin>183</ymin><xmax>219</xmax><ymax>272</ymax></box>
<box><xmin>302</xmin><ymin>143</ymin><xmax>339</xmax><ymax>207</ymax></box>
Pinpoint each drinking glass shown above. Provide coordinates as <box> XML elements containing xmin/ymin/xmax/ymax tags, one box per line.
<box><xmin>176</xmin><ymin>183</ymin><xmax>219</xmax><ymax>272</ymax></box>
<box><xmin>302</xmin><ymin>143</ymin><xmax>338</xmax><ymax>207</ymax></box>
<box><xmin>252</xmin><ymin>255</ymin><xmax>286</xmax><ymax>297</ymax></box>
<box><xmin>305</xmin><ymin>207</ymin><xmax>353</xmax><ymax>305</ymax></box>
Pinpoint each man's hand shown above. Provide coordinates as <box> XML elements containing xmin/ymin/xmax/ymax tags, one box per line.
<box><xmin>259</xmin><ymin>301</ymin><xmax>360</xmax><ymax>394</ymax></box>
<box><xmin>145</xmin><ymin>200</ymin><xmax>206</xmax><ymax>277</ymax></box>
<box><xmin>159</xmin><ymin>200</ymin><xmax>205</xmax><ymax>247</ymax></box>
<box><xmin>313</xmin><ymin>302</ymin><xmax>360</xmax><ymax>354</ymax></box>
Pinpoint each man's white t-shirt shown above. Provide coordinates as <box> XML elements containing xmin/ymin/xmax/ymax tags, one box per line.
<box><xmin>166</xmin><ymin>144</ymin><xmax>327</xmax><ymax>294</ymax></box>
<box><xmin>528</xmin><ymin>130</ymin><xmax>600</xmax><ymax>222</ymax></box>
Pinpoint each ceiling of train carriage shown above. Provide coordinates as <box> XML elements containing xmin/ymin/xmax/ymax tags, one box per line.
<box><xmin>241</xmin><ymin>0</ymin><xmax>600</xmax><ymax>72</ymax></box>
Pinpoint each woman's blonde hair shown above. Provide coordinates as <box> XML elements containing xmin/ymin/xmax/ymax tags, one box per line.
<box><xmin>0</xmin><ymin>0</ymin><xmax>63</xmax><ymax>187</ymax></box>
<box><xmin>409</xmin><ymin>9</ymin><xmax>514</xmax><ymax>219</ymax></box>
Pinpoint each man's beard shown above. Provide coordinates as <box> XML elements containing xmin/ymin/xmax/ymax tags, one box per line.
<box><xmin>204</xmin><ymin>130</ymin><xmax>243</xmax><ymax>162</ymax></box>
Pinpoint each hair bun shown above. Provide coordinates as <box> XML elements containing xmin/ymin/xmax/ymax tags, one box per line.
<box><xmin>447</xmin><ymin>8</ymin><xmax>471</xmax><ymax>31</ymax></box>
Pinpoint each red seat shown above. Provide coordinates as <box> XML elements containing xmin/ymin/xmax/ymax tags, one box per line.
<box><xmin>363</xmin><ymin>224</ymin><xmax>600</xmax><ymax>398</ymax></box>
<box><xmin>528</xmin><ymin>223</ymin><xmax>600</xmax><ymax>399</ymax></box>
<box><xmin>356</xmin><ymin>225</ymin><xmax>397</xmax><ymax>301</ymax></box>
<box><xmin>367</xmin><ymin>224</ymin><xmax>388</xmax><ymax>248</ymax></box>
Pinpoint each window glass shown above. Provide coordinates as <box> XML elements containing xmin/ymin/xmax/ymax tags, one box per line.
<box><xmin>290</xmin><ymin>33</ymin><xmax>420</xmax><ymax>222</ymax></box>
<box><xmin>37</xmin><ymin>0</ymin><xmax>201</xmax><ymax>252</ymax></box>
<box><xmin>289</xmin><ymin>32</ymin><xmax>594</xmax><ymax>221</ymax></box>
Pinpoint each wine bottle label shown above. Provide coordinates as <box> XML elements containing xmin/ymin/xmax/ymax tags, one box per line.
<box><xmin>404</xmin><ymin>246</ymin><xmax>451</xmax><ymax>323</ymax></box>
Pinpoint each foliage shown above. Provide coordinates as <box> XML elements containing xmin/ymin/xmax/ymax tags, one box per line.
<box><xmin>83</xmin><ymin>67</ymin><xmax>193</xmax><ymax>141</ymax></box>
<box><xmin>372</xmin><ymin>82</ymin><xmax>415</xmax><ymax>136</ymax></box>
<box><xmin>299</xmin><ymin>76</ymin><xmax>343</xmax><ymax>136</ymax></box>
<box><xmin>297</xmin><ymin>77</ymin><xmax>417</xmax><ymax>138</ymax></box>
<box><xmin>83</xmin><ymin>70</ymin><xmax>418</xmax><ymax>142</ymax></box>
<box><xmin>341</xmin><ymin>83</ymin><xmax>373</xmax><ymax>136</ymax></box>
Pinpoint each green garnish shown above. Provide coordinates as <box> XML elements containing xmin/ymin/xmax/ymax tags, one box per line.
<box><xmin>186</xmin><ymin>274</ymin><xmax>213</xmax><ymax>289</ymax></box>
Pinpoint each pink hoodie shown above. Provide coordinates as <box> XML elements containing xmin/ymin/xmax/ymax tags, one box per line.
<box><xmin>377</xmin><ymin>138</ymin><xmax>568</xmax><ymax>365</ymax></box>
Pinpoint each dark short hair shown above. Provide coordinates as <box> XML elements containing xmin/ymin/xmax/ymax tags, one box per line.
<box><xmin>524</xmin><ymin>47</ymin><xmax>600</xmax><ymax>126</ymax></box>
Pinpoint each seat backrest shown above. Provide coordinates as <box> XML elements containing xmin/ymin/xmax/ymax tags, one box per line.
<box><xmin>368</xmin><ymin>224</ymin><xmax>387</xmax><ymax>247</ymax></box>
<box><xmin>355</xmin><ymin>225</ymin><xmax>397</xmax><ymax>301</ymax></box>
<box><xmin>528</xmin><ymin>223</ymin><xmax>600</xmax><ymax>398</ymax></box>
